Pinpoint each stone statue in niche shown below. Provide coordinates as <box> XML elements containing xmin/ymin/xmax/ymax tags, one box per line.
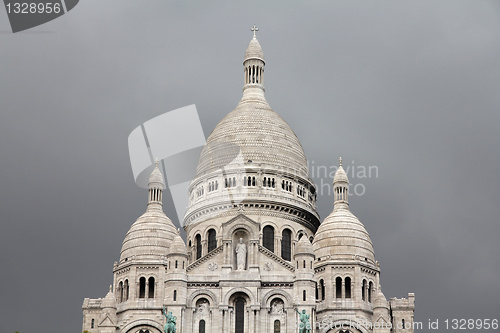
<box><xmin>198</xmin><ymin>299</ymin><xmax>209</xmax><ymax>314</ymax></box>
<box><xmin>235</xmin><ymin>238</ymin><xmax>247</xmax><ymax>270</ymax></box>
<box><xmin>271</xmin><ymin>299</ymin><xmax>284</xmax><ymax>314</ymax></box>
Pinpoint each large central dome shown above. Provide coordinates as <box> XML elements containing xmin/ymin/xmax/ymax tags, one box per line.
<box><xmin>196</xmin><ymin>98</ymin><xmax>309</xmax><ymax>179</ymax></box>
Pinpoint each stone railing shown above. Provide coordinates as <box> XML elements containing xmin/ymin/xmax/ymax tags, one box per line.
<box><xmin>258</xmin><ymin>245</ymin><xmax>295</xmax><ymax>272</ymax></box>
<box><xmin>186</xmin><ymin>245</ymin><xmax>224</xmax><ymax>272</ymax></box>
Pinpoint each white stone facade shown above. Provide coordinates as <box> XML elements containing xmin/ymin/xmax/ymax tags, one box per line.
<box><xmin>82</xmin><ymin>31</ymin><xmax>415</xmax><ymax>333</ymax></box>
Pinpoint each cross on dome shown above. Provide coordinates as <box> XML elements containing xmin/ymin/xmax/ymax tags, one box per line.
<box><xmin>251</xmin><ymin>24</ymin><xmax>259</xmax><ymax>38</ymax></box>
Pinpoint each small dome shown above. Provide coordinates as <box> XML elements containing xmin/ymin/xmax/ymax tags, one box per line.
<box><xmin>169</xmin><ymin>233</ymin><xmax>188</xmax><ymax>256</ymax></box>
<box><xmin>244</xmin><ymin>37</ymin><xmax>264</xmax><ymax>62</ymax></box>
<box><xmin>374</xmin><ymin>285</ymin><xmax>389</xmax><ymax>309</ymax></box>
<box><xmin>334</xmin><ymin>164</ymin><xmax>348</xmax><ymax>183</ymax></box>
<box><xmin>313</xmin><ymin>208</ymin><xmax>375</xmax><ymax>263</ymax></box>
<box><xmin>295</xmin><ymin>236</ymin><xmax>313</xmax><ymax>255</ymax></box>
<box><xmin>149</xmin><ymin>159</ymin><xmax>164</xmax><ymax>187</ymax></box>
<box><xmin>120</xmin><ymin>209</ymin><xmax>178</xmax><ymax>262</ymax></box>
<box><xmin>102</xmin><ymin>285</ymin><xmax>116</xmax><ymax>309</ymax></box>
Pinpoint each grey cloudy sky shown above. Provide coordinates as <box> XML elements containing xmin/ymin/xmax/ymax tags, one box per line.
<box><xmin>1</xmin><ymin>1</ymin><xmax>500</xmax><ymax>332</ymax></box>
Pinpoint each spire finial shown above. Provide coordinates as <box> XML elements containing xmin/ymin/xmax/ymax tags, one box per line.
<box><xmin>251</xmin><ymin>24</ymin><xmax>259</xmax><ymax>39</ymax></box>
<box><xmin>155</xmin><ymin>158</ymin><xmax>159</xmax><ymax>167</ymax></box>
<box><xmin>339</xmin><ymin>157</ymin><xmax>342</xmax><ymax>167</ymax></box>
<box><xmin>109</xmin><ymin>284</ymin><xmax>112</xmax><ymax>292</ymax></box>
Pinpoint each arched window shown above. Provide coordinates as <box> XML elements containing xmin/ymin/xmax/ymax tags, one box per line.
<box><xmin>281</xmin><ymin>229</ymin><xmax>292</xmax><ymax>261</ymax></box>
<box><xmin>235</xmin><ymin>298</ymin><xmax>245</xmax><ymax>333</ymax></box>
<box><xmin>402</xmin><ymin>319</ymin><xmax>405</xmax><ymax>329</ymax></box>
<box><xmin>274</xmin><ymin>320</ymin><xmax>281</xmax><ymax>333</ymax></box>
<box><xmin>362</xmin><ymin>279</ymin><xmax>367</xmax><ymax>301</ymax></box>
<box><xmin>173</xmin><ymin>290</ymin><xmax>177</xmax><ymax>301</ymax></box>
<box><xmin>252</xmin><ymin>177</ymin><xmax>255</xmax><ymax>186</ymax></box>
<box><xmin>199</xmin><ymin>320</ymin><xmax>206</xmax><ymax>333</ymax></box>
<box><xmin>345</xmin><ymin>277</ymin><xmax>352</xmax><ymax>298</ymax></box>
<box><xmin>263</xmin><ymin>177</ymin><xmax>267</xmax><ymax>187</ymax></box>
<box><xmin>148</xmin><ymin>277</ymin><xmax>155</xmax><ymax>298</ymax></box>
<box><xmin>91</xmin><ymin>318</ymin><xmax>94</xmax><ymax>328</ymax></box>
<box><xmin>118</xmin><ymin>281</ymin><xmax>123</xmax><ymax>302</ymax></box>
<box><xmin>263</xmin><ymin>225</ymin><xmax>274</xmax><ymax>252</ymax></box>
<box><xmin>368</xmin><ymin>281</ymin><xmax>373</xmax><ymax>302</ymax></box>
<box><xmin>139</xmin><ymin>277</ymin><xmax>146</xmax><ymax>298</ymax></box>
<box><xmin>196</xmin><ymin>234</ymin><xmax>202</xmax><ymax>260</ymax></box>
<box><xmin>336</xmin><ymin>277</ymin><xmax>342</xmax><ymax>298</ymax></box>
<box><xmin>208</xmin><ymin>229</ymin><xmax>217</xmax><ymax>252</ymax></box>
<box><xmin>124</xmin><ymin>279</ymin><xmax>129</xmax><ymax>301</ymax></box>
<box><xmin>303</xmin><ymin>290</ymin><xmax>307</xmax><ymax>301</ymax></box>
<box><xmin>320</xmin><ymin>279</ymin><xmax>325</xmax><ymax>301</ymax></box>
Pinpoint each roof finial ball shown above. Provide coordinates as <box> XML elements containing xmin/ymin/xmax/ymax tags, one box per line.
<box><xmin>339</xmin><ymin>156</ymin><xmax>343</xmax><ymax>167</ymax></box>
<box><xmin>251</xmin><ymin>24</ymin><xmax>259</xmax><ymax>39</ymax></box>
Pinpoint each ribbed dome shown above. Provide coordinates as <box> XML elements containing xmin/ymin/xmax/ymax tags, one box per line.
<box><xmin>334</xmin><ymin>165</ymin><xmax>348</xmax><ymax>183</ymax></box>
<box><xmin>120</xmin><ymin>209</ymin><xmax>178</xmax><ymax>262</ymax></box>
<box><xmin>196</xmin><ymin>100</ymin><xmax>309</xmax><ymax>178</ymax></box>
<box><xmin>295</xmin><ymin>236</ymin><xmax>314</xmax><ymax>255</ymax></box>
<box><xmin>102</xmin><ymin>285</ymin><xmax>116</xmax><ymax>309</ymax></box>
<box><xmin>148</xmin><ymin>160</ymin><xmax>164</xmax><ymax>187</ymax></box>
<box><xmin>313</xmin><ymin>208</ymin><xmax>375</xmax><ymax>263</ymax></box>
<box><xmin>374</xmin><ymin>285</ymin><xmax>389</xmax><ymax>309</ymax></box>
<box><xmin>169</xmin><ymin>233</ymin><xmax>188</xmax><ymax>256</ymax></box>
<box><xmin>245</xmin><ymin>37</ymin><xmax>264</xmax><ymax>62</ymax></box>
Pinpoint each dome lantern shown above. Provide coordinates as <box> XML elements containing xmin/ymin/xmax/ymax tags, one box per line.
<box><xmin>243</xmin><ymin>25</ymin><xmax>265</xmax><ymax>94</ymax></box>
<box><xmin>333</xmin><ymin>157</ymin><xmax>349</xmax><ymax>210</ymax></box>
<box><xmin>148</xmin><ymin>159</ymin><xmax>164</xmax><ymax>211</ymax></box>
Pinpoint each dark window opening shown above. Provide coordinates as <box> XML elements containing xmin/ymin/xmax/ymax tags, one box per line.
<box><xmin>362</xmin><ymin>279</ymin><xmax>366</xmax><ymax>301</ymax></box>
<box><xmin>199</xmin><ymin>320</ymin><xmax>206</xmax><ymax>333</ymax></box>
<box><xmin>336</xmin><ymin>277</ymin><xmax>342</xmax><ymax>298</ymax></box>
<box><xmin>208</xmin><ymin>229</ymin><xmax>217</xmax><ymax>252</ymax></box>
<box><xmin>139</xmin><ymin>277</ymin><xmax>146</xmax><ymax>298</ymax></box>
<box><xmin>281</xmin><ymin>229</ymin><xmax>292</xmax><ymax>261</ymax></box>
<box><xmin>321</xmin><ymin>281</ymin><xmax>326</xmax><ymax>301</ymax></box>
<box><xmin>274</xmin><ymin>320</ymin><xmax>281</xmax><ymax>333</ymax></box>
<box><xmin>196</xmin><ymin>234</ymin><xmax>202</xmax><ymax>260</ymax></box>
<box><xmin>148</xmin><ymin>277</ymin><xmax>155</xmax><ymax>298</ymax></box>
<box><xmin>173</xmin><ymin>290</ymin><xmax>177</xmax><ymax>301</ymax></box>
<box><xmin>235</xmin><ymin>298</ymin><xmax>245</xmax><ymax>333</ymax></box>
<box><xmin>345</xmin><ymin>277</ymin><xmax>352</xmax><ymax>298</ymax></box>
<box><xmin>263</xmin><ymin>225</ymin><xmax>275</xmax><ymax>252</ymax></box>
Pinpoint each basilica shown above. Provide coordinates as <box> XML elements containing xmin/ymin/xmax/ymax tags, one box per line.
<box><xmin>82</xmin><ymin>29</ymin><xmax>415</xmax><ymax>333</ymax></box>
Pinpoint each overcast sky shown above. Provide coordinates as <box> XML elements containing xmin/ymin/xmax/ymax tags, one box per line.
<box><xmin>1</xmin><ymin>1</ymin><xmax>500</xmax><ymax>332</ymax></box>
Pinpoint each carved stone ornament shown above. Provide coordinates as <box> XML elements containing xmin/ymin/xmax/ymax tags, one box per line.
<box><xmin>263</xmin><ymin>262</ymin><xmax>273</xmax><ymax>271</ymax></box>
<box><xmin>208</xmin><ymin>263</ymin><xmax>218</xmax><ymax>271</ymax></box>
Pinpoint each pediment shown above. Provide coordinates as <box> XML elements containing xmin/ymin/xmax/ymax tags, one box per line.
<box><xmin>222</xmin><ymin>214</ymin><xmax>260</xmax><ymax>237</ymax></box>
<box><xmin>98</xmin><ymin>313</ymin><xmax>116</xmax><ymax>327</ymax></box>
<box><xmin>375</xmin><ymin>314</ymin><xmax>389</xmax><ymax>324</ymax></box>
